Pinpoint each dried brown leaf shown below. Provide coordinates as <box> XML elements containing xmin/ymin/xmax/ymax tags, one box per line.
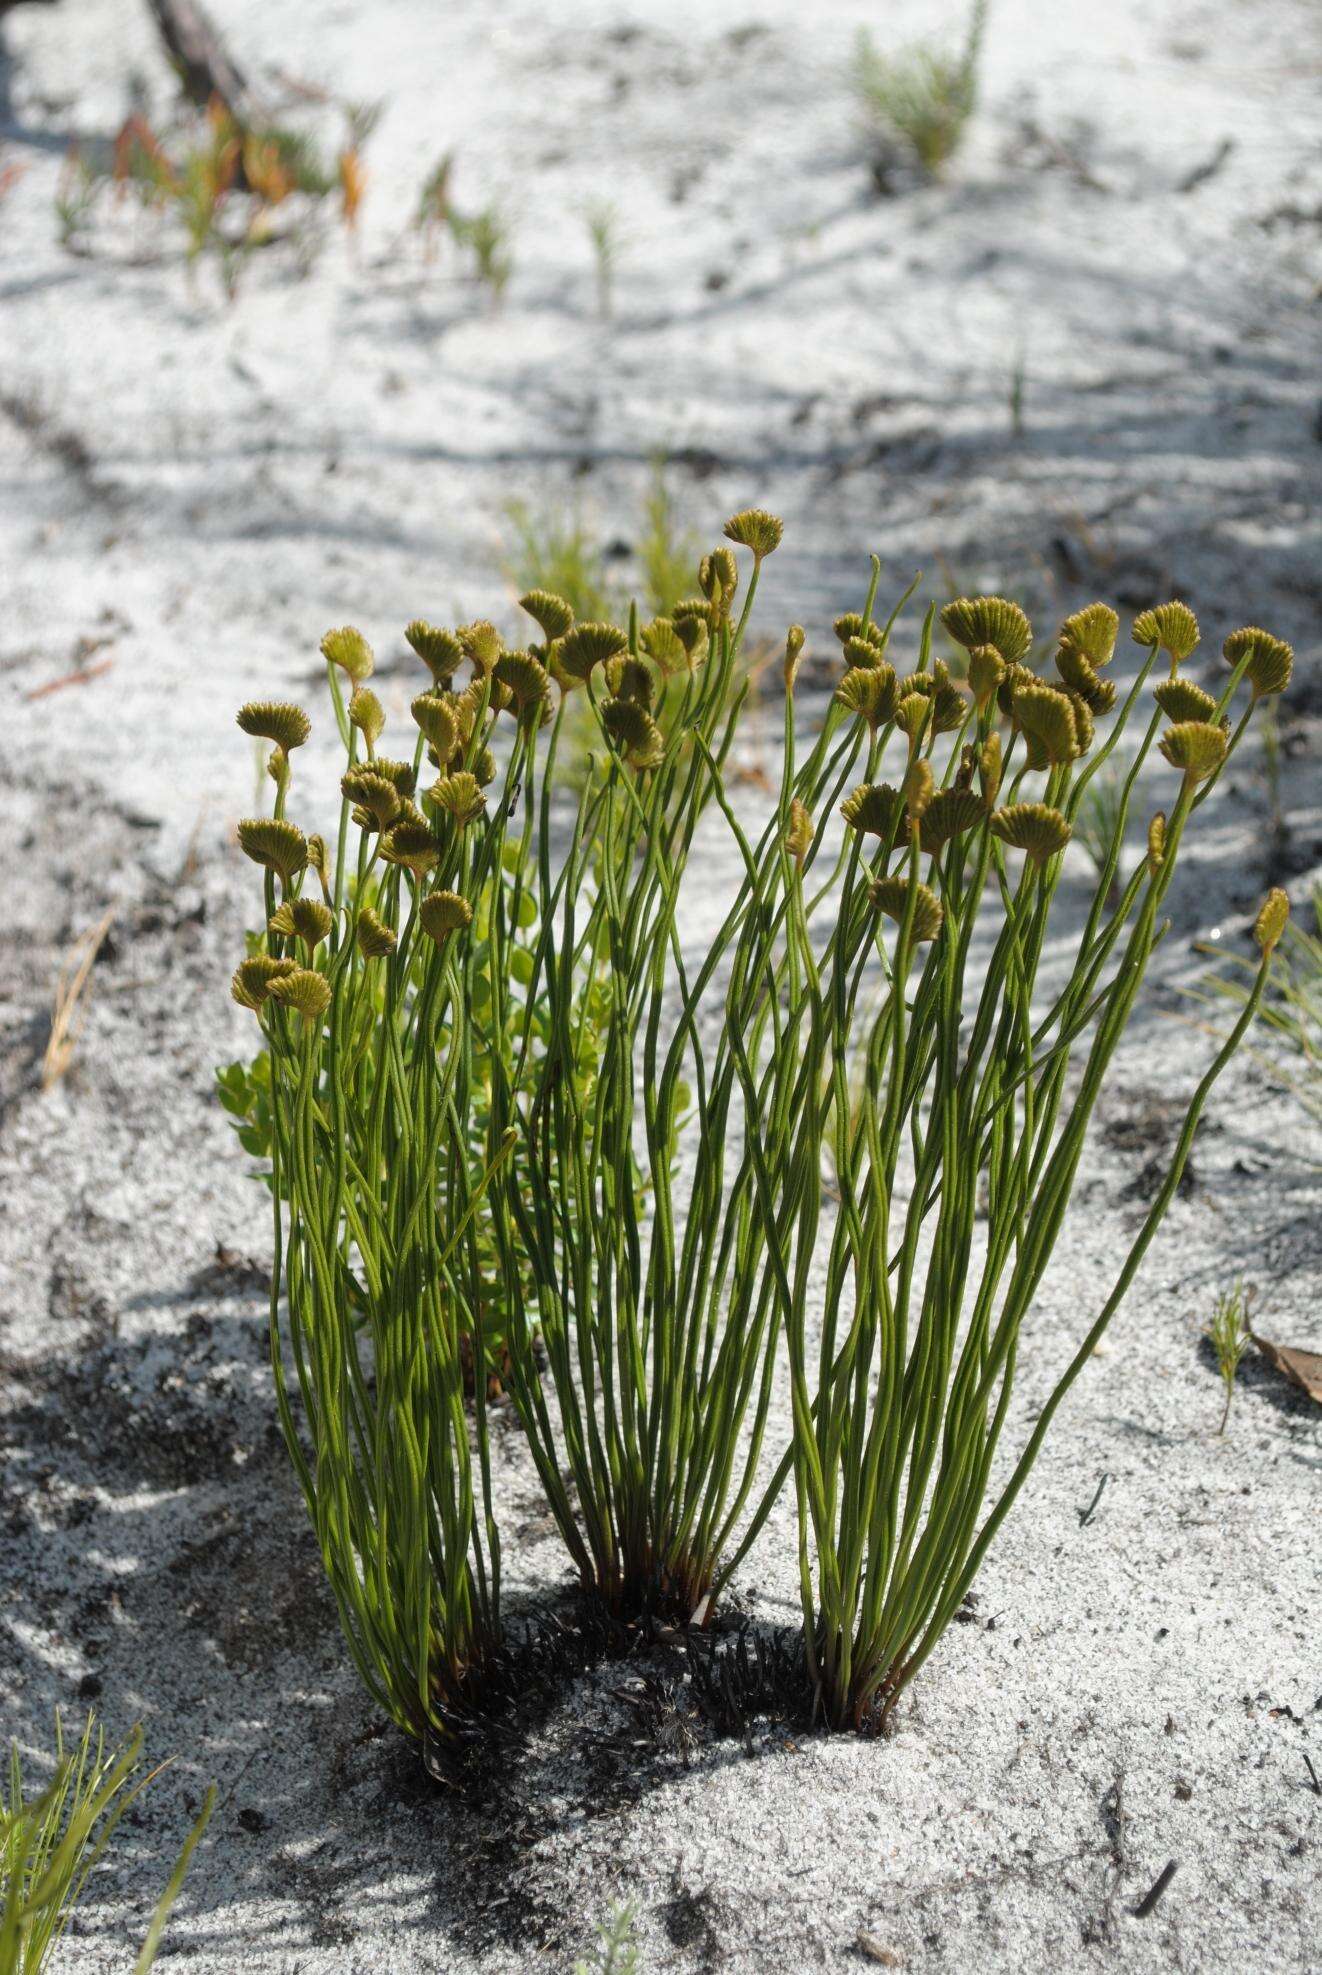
<box><xmin>1251</xmin><ymin>1333</ymin><xmax>1322</xmax><ymax>1406</ymax></box>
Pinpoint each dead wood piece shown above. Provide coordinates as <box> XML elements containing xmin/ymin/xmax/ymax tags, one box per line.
<box><xmin>145</xmin><ymin>0</ymin><xmax>254</xmax><ymax>120</ymax></box>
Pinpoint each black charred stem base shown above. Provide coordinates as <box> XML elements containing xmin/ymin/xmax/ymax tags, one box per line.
<box><xmin>683</xmin><ymin>1624</ymin><xmax>815</xmax><ymax>1735</ymax></box>
<box><xmin>414</xmin><ymin>1596</ymin><xmax>830</xmax><ymax>1789</ymax></box>
<box><xmin>419</xmin><ymin>1598</ymin><xmax>654</xmax><ymax>1789</ymax></box>
<box><xmin>582</xmin><ymin>1552</ymin><xmax>718</xmax><ymax>1632</ymax></box>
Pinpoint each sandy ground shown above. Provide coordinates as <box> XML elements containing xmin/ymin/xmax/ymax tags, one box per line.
<box><xmin>1</xmin><ymin>0</ymin><xmax>1320</xmax><ymax>1969</ymax></box>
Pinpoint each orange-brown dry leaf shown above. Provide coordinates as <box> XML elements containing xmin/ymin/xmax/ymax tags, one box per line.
<box><xmin>1251</xmin><ymin>1334</ymin><xmax>1322</xmax><ymax>1406</ymax></box>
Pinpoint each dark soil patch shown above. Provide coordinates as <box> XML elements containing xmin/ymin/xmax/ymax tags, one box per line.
<box><xmin>1099</xmin><ymin>1087</ymin><xmax>1223</xmax><ymax>1201</ymax></box>
<box><xmin>3</xmin><ymin>1325</ymin><xmax>250</xmax><ymax>1493</ymax></box>
<box><xmin>364</xmin><ymin>1598</ymin><xmax>820</xmax><ymax>1958</ymax></box>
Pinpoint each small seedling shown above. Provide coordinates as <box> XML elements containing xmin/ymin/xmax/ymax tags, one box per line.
<box><xmin>415</xmin><ymin>151</ymin><xmax>455</xmax><ymax>259</ymax></box>
<box><xmin>1206</xmin><ymin>1282</ymin><xmax>1253</xmax><ymax>1432</ymax></box>
<box><xmin>575</xmin><ymin>1903</ymin><xmax>641</xmax><ymax>1975</ymax></box>
<box><xmin>852</xmin><ymin>0</ymin><xmax>989</xmax><ymax>184</ymax></box>
<box><xmin>452</xmin><ymin>204</ymin><xmax>513</xmax><ymax>305</ymax></box>
<box><xmin>584</xmin><ymin>199</ymin><xmax>621</xmax><ymax>319</ymax></box>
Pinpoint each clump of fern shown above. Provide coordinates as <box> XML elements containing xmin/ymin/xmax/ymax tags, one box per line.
<box><xmin>226</xmin><ymin>526</ymin><xmax>1286</xmax><ymax>1748</ymax></box>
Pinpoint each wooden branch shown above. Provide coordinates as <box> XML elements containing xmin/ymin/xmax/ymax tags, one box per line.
<box><xmin>144</xmin><ymin>0</ymin><xmax>256</xmax><ymax>121</ymax></box>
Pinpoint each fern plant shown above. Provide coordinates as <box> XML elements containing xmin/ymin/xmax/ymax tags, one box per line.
<box><xmin>717</xmin><ymin>600</ymin><xmax>1290</xmax><ymax>1728</ymax></box>
<box><xmin>229</xmin><ymin>528</ymin><xmax>1287</xmax><ymax>1741</ymax></box>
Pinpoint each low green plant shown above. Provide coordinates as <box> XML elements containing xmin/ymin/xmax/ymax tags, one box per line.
<box><xmin>585</xmin><ymin>199</ymin><xmax>621</xmax><ymax>319</ymax></box>
<box><xmin>638</xmin><ymin>462</ymin><xmax>700</xmax><ymax>618</ymax></box>
<box><xmin>503</xmin><ymin>501</ymin><xmax>614</xmax><ymax>623</ymax></box>
<box><xmin>54</xmin><ymin>98</ymin><xmax>367</xmax><ymax>298</ymax></box>
<box><xmin>503</xmin><ymin>467</ymin><xmax>699</xmax><ymax>629</ymax></box>
<box><xmin>229</xmin><ymin>533</ymin><xmax>1287</xmax><ymax>1743</ymax></box>
<box><xmin>1206</xmin><ymin>1281</ymin><xmax>1253</xmax><ymax>1433</ymax></box>
<box><xmin>853</xmin><ymin>0</ymin><xmax>988</xmax><ymax>181</ymax></box>
<box><xmin>576</xmin><ymin>1903</ymin><xmax>641</xmax><ymax>1975</ymax></box>
<box><xmin>216</xmin><ymin>1044</ymin><xmax>275</xmax><ymax>1182</ymax></box>
<box><xmin>451</xmin><ymin>205</ymin><xmax>513</xmax><ymax>304</ymax></box>
<box><xmin>1</xmin><ymin>1715</ymin><xmax>212</xmax><ymax>1974</ymax></box>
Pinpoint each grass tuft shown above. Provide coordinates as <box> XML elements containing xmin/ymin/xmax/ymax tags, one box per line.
<box><xmin>0</xmin><ymin>1714</ymin><xmax>212</xmax><ymax>1972</ymax></box>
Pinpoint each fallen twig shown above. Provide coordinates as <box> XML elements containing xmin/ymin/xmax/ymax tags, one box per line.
<box><xmin>1077</xmin><ymin>1472</ymin><xmax>1109</xmax><ymax>1527</ymax></box>
<box><xmin>1132</xmin><ymin>1859</ymin><xmax>1178</xmax><ymax>1918</ymax></box>
<box><xmin>1178</xmin><ymin>138</ymin><xmax>1234</xmax><ymax>194</ymax></box>
<box><xmin>26</xmin><ymin>657</ymin><xmax>115</xmax><ymax>701</ymax></box>
<box><xmin>42</xmin><ymin>909</ymin><xmax>115</xmax><ymax>1090</ymax></box>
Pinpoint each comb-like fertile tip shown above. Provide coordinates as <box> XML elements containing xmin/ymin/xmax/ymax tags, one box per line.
<box><xmin>722</xmin><ymin>507</ymin><xmax>783</xmax><ymax>559</ymax></box>
<box><xmin>1253</xmin><ymin>887</ymin><xmax>1290</xmax><ymax>957</ymax></box>
<box><xmin>237</xmin><ymin>701</ymin><xmax>311</xmax><ymax>752</ymax></box>
<box><xmin>320</xmin><ymin>625</ymin><xmax>375</xmax><ymax>683</ymax></box>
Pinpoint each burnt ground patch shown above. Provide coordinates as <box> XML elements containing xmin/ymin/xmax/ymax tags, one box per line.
<box><xmin>333</xmin><ymin>1597</ymin><xmax>831</xmax><ymax>1960</ymax></box>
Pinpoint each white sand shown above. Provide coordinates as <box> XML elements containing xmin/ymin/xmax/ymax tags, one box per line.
<box><xmin>1</xmin><ymin>0</ymin><xmax>1319</xmax><ymax>1968</ymax></box>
